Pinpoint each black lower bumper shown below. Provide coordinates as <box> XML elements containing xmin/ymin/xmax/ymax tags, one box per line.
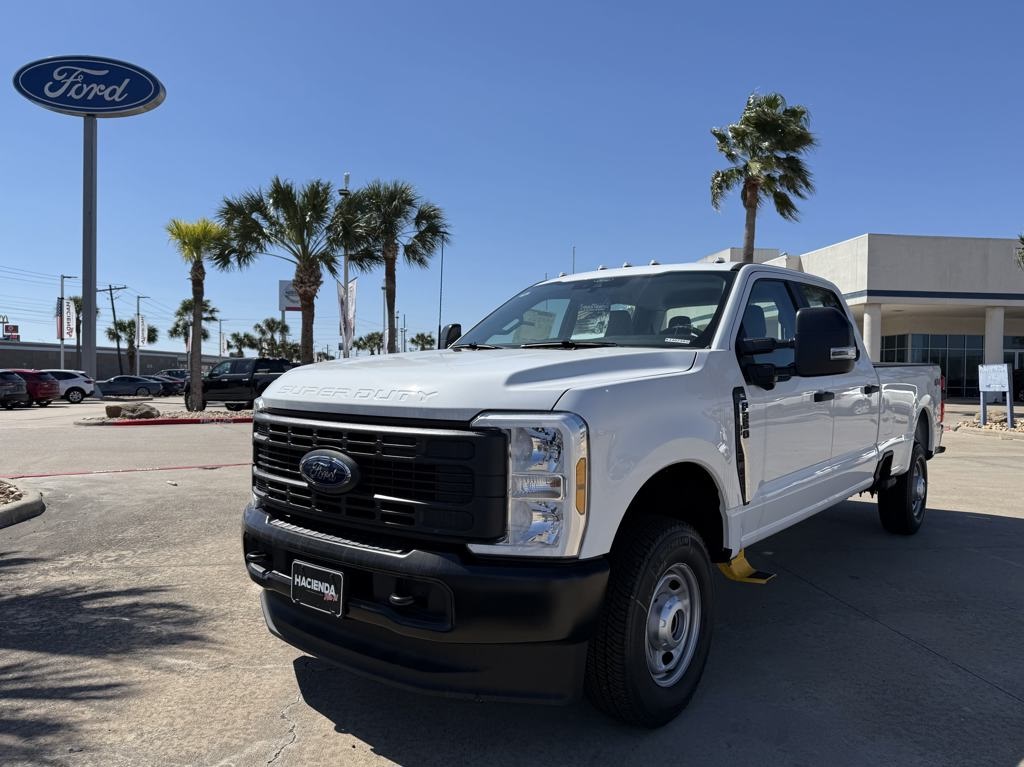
<box><xmin>242</xmin><ymin>505</ymin><xmax>609</xmax><ymax>703</ymax></box>
<box><xmin>0</xmin><ymin>393</ymin><xmax>29</xmax><ymax>407</ymax></box>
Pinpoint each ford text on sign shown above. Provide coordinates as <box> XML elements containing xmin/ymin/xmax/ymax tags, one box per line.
<box><xmin>13</xmin><ymin>56</ymin><xmax>165</xmax><ymax>118</ymax></box>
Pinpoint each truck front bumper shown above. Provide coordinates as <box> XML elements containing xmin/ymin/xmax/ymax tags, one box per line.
<box><xmin>242</xmin><ymin>505</ymin><xmax>609</xmax><ymax>703</ymax></box>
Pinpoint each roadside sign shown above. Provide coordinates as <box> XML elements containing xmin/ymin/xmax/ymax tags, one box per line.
<box><xmin>2</xmin><ymin>323</ymin><xmax>19</xmax><ymax>341</ymax></box>
<box><xmin>137</xmin><ymin>315</ymin><xmax>148</xmax><ymax>347</ymax></box>
<box><xmin>979</xmin><ymin>363</ymin><xmax>1014</xmax><ymax>428</ymax></box>
<box><xmin>279</xmin><ymin>280</ymin><xmax>300</xmax><ymax>312</ymax></box>
<box><xmin>979</xmin><ymin>364</ymin><xmax>1010</xmax><ymax>392</ymax></box>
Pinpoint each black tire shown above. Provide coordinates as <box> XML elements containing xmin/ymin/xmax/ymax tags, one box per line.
<box><xmin>878</xmin><ymin>442</ymin><xmax>927</xmax><ymax>535</ymax></box>
<box><xmin>135</xmin><ymin>387</ymin><xmax>151</xmax><ymax>397</ymax></box>
<box><xmin>37</xmin><ymin>400</ymin><xmax>51</xmax><ymax>408</ymax></box>
<box><xmin>225</xmin><ymin>403</ymin><xmax>243</xmax><ymax>412</ymax></box>
<box><xmin>2</xmin><ymin>402</ymin><xmax>13</xmax><ymax>410</ymax></box>
<box><xmin>585</xmin><ymin>516</ymin><xmax>713</xmax><ymax>727</ymax></box>
<box><xmin>65</xmin><ymin>388</ymin><xmax>85</xmax><ymax>404</ymax></box>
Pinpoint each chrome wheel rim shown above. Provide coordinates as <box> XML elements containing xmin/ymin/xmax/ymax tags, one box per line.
<box><xmin>68</xmin><ymin>390</ymin><xmax>82</xmax><ymax>403</ymax></box>
<box><xmin>645</xmin><ymin>563</ymin><xmax>701</xmax><ymax>687</ymax></box>
<box><xmin>911</xmin><ymin>457</ymin><xmax>927</xmax><ymax>521</ymax></box>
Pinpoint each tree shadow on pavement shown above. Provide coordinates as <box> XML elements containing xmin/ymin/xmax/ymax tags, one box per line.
<box><xmin>0</xmin><ymin>550</ymin><xmax>207</xmax><ymax>764</ymax></box>
<box><xmin>292</xmin><ymin>503</ymin><xmax>1024</xmax><ymax>767</ymax></box>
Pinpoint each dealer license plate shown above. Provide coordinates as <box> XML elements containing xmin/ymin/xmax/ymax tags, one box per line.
<box><xmin>290</xmin><ymin>560</ymin><xmax>344</xmax><ymax>617</ymax></box>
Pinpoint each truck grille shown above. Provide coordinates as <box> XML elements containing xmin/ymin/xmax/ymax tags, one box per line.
<box><xmin>252</xmin><ymin>412</ymin><xmax>507</xmax><ymax>542</ymax></box>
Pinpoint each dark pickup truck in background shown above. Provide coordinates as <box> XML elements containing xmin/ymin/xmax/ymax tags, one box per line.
<box><xmin>185</xmin><ymin>357</ymin><xmax>296</xmax><ymax>411</ymax></box>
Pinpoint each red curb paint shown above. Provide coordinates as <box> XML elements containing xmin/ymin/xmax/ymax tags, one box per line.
<box><xmin>106</xmin><ymin>417</ymin><xmax>253</xmax><ymax>426</ymax></box>
<box><xmin>3</xmin><ymin>462</ymin><xmax>252</xmax><ymax>480</ymax></box>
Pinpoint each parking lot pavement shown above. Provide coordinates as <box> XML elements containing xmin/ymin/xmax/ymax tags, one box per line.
<box><xmin>0</xmin><ymin>395</ymin><xmax>226</xmax><ymax>432</ymax></box>
<box><xmin>1</xmin><ymin>429</ymin><xmax>1023</xmax><ymax>766</ymax></box>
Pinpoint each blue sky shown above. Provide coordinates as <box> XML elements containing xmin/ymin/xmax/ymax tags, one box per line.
<box><xmin>3</xmin><ymin>0</ymin><xmax>1023</xmax><ymax>353</ymax></box>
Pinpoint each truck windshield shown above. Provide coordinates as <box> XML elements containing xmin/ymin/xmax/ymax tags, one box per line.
<box><xmin>457</xmin><ymin>271</ymin><xmax>735</xmax><ymax>349</ymax></box>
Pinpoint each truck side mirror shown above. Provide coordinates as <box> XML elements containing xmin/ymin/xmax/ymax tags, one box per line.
<box><xmin>439</xmin><ymin>323</ymin><xmax>462</xmax><ymax>349</ymax></box>
<box><xmin>794</xmin><ymin>307</ymin><xmax>857</xmax><ymax>376</ymax></box>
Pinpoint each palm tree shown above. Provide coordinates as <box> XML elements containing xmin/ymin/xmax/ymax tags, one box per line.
<box><xmin>166</xmin><ymin>217</ymin><xmax>228</xmax><ymax>411</ymax></box>
<box><xmin>354</xmin><ymin>331</ymin><xmax>384</xmax><ymax>355</ymax></box>
<box><xmin>347</xmin><ymin>180</ymin><xmax>450</xmax><ymax>353</ymax></box>
<box><xmin>409</xmin><ymin>332</ymin><xmax>435</xmax><ymax>351</ymax></box>
<box><xmin>710</xmin><ymin>92</ymin><xmax>817</xmax><ymax>263</ymax></box>
<box><xmin>167</xmin><ymin>299</ymin><xmax>220</xmax><ymax>352</ymax></box>
<box><xmin>1016</xmin><ymin>234</ymin><xmax>1024</xmax><ymax>271</ymax></box>
<box><xmin>228</xmin><ymin>331</ymin><xmax>258</xmax><ymax>357</ymax></box>
<box><xmin>217</xmin><ymin>177</ymin><xmax>350</xmax><ymax>364</ymax></box>
<box><xmin>253</xmin><ymin>318</ymin><xmax>290</xmax><ymax>356</ymax></box>
<box><xmin>106</xmin><ymin>318</ymin><xmax>159</xmax><ymax>373</ymax></box>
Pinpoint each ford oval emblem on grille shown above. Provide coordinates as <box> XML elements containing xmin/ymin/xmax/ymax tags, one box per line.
<box><xmin>299</xmin><ymin>449</ymin><xmax>360</xmax><ymax>494</ymax></box>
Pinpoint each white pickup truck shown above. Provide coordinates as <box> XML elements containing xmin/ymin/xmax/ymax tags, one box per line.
<box><xmin>242</xmin><ymin>262</ymin><xmax>944</xmax><ymax>727</ymax></box>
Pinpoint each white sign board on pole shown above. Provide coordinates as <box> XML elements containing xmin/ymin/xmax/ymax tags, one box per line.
<box><xmin>137</xmin><ymin>316</ymin><xmax>148</xmax><ymax>347</ymax></box>
<box><xmin>978</xmin><ymin>363</ymin><xmax>1011</xmax><ymax>392</ymax></box>
<box><xmin>279</xmin><ymin>280</ymin><xmax>301</xmax><ymax>312</ymax></box>
<box><xmin>59</xmin><ymin>299</ymin><xmax>76</xmax><ymax>340</ymax></box>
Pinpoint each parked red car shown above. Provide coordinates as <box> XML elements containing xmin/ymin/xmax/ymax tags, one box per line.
<box><xmin>10</xmin><ymin>369</ymin><xmax>60</xmax><ymax>407</ymax></box>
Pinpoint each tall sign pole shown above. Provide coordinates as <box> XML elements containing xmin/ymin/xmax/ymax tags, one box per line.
<box><xmin>82</xmin><ymin>116</ymin><xmax>98</xmax><ymax>377</ymax></box>
<box><xmin>13</xmin><ymin>55</ymin><xmax>165</xmax><ymax>378</ymax></box>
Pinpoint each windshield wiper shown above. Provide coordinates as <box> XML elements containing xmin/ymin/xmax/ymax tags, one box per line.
<box><xmin>520</xmin><ymin>340</ymin><xmax>619</xmax><ymax>349</ymax></box>
<box><xmin>451</xmin><ymin>343</ymin><xmax>502</xmax><ymax>350</ymax></box>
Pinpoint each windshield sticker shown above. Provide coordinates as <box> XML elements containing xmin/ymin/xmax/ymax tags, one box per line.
<box><xmin>665</xmin><ymin>337</ymin><xmax>691</xmax><ymax>344</ymax></box>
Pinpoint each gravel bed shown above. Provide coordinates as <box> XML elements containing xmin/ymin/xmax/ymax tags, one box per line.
<box><xmin>0</xmin><ymin>480</ymin><xmax>23</xmax><ymax>506</ymax></box>
<box><xmin>77</xmin><ymin>409</ymin><xmax>253</xmax><ymax>425</ymax></box>
<box><xmin>954</xmin><ymin>418</ymin><xmax>1024</xmax><ymax>433</ymax></box>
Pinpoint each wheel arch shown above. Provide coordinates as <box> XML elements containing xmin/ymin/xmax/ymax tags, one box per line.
<box><xmin>616</xmin><ymin>462</ymin><xmax>728</xmax><ymax>562</ymax></box>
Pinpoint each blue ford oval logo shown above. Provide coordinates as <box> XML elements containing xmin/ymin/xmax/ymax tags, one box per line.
<box><xmin>299</xmin><ymin>449</ymin><xmax>359</xmax><ymax>495</ymax></box>
<box><xmin>13</xmin><ymin>56</ymin><xmax>166</xmax><ymax>118</ymax></box>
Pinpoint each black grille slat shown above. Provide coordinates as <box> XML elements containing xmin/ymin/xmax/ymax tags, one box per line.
<box><xmin>253</xmin><ymin>415</ymin><xmax>506</xmax><ymax>542</ymax></box>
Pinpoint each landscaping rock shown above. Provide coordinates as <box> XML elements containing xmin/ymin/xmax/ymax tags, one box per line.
<box><xmin>105</xmin><ymin>404</ymin><xmax>124</xmax><ymax>418</ymax></box>
<box><xmin>120</xmin><ymin>403</ymin><xmax>161</xmax><ymax>420</ymax></box>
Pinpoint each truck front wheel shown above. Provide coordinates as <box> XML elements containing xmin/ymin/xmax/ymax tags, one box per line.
<box><xmin>585</xmin><ymin>517</ymin><xmax>713</xmax><ymax>727</ymax></box>
<box><xmin>878</xmin><ymin>442</ymin><xmax>927</xmax><ymax>535</ymax></box>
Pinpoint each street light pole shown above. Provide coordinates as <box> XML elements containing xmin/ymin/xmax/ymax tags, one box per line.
<box><xmin>135</xmin><ymin>294</ymin><xmax>148</xmax><ymax>375</ymax></box>
<box><xmin>340</xmin><ymin>171</ymin><xmax>352</xmax><ymax>359</ymax></box>
<box><xmin>381</xmin><ymin>283</ymin><xmax>386</xmax><ymax>355</ymax></box>
<box><xmin>59</xmin><ymin>273</ymin><xmax>77</xmax><ymax>369</ymax></box>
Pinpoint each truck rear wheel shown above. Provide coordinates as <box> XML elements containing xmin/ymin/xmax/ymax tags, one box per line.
<box><xmin>585</xmin><ymin>516</ymin><xmax>713</xmax><ymax>727</ymax></box>
<box><xmin>878</xmin><ymin>442</ymin><xmax>927</xmax><ymax>535</ymax></box>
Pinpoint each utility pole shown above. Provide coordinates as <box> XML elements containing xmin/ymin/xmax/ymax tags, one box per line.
<box><xmin>218</xmin><ymin>319</ymin><xmax>224</xmax><ymax>358</ymax></box>
<box><xmin>102</xmin><ymin>284</ymin><xmax>127</xmax><ymax>374</ymax></box>
<box><xmin>400</xmin><ymin>312</ymin><xmax>407</xmax><ymax>353</ymax></box>
<box><xmin>572</xmin><ymin>244</ymin><xmax>576</xmax><ymax>274</ymax></box>
<box><xmin>59</xmin><ymin>273</ymin><xmax>77</xmax><ymax>369</ymax></box>
<box><xmin>135</xmin><ymin>294</ymin><xmax>149</xmax><ymax>375</ymax></box>
<box><xmin>381</xmin><ymin>283</ymin><xmax>386</xmax><ymax>355</ymax></box>
<box><xmin>340</xmin><ymin>171</ymin><xmax>352</xmax><ymax>358</ymax></box>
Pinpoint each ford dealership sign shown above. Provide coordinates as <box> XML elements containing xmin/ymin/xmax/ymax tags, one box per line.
<box><xmin>13</xmin><ymin>56</ymin><xmax>165</xmax><ymax>117</ymax></box>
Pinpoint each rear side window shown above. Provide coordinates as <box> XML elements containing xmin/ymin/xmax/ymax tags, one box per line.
<box><xmin>0</xmin><ymin>371</ymin><xmax>22</xmax><ymax>382</ymax></box>
<box><xmin>19</xmin><ymin>372</ymin><xmax>39</xmax><ymax>381</ymax></box>
<box><xmin>797</xmin><ymin>283</ymin><xmax>844</xmax><ymax>311</ymax></box>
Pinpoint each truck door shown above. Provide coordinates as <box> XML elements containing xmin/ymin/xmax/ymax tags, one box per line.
<box><xmin>794</xmin><ymin>282</ymin><xmax>880</xmax><ymax>494</ymax></box>
<box><xmin>222</xmin><ymin>359</ymin><xmax>256</xmax><ymax>401</ymax></box>
<box><xmin>736</xmin><ymin>278</ymin><xmax>834</xmax><ymax>536</ymax></box>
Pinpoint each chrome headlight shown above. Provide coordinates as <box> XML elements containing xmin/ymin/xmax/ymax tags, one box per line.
<box><xmin>469</xmin><ymin>412</ymin><xmax>589</xmax><ymax>558</ymax></box>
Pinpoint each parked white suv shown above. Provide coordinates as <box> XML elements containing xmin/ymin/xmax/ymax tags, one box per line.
<box><xmin>42</xmin><ymin>370</ymin><xmax>95</xmax><ymax>404</ymax></box>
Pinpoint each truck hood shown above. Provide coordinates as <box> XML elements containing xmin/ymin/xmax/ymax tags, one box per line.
<box><xmin>261</xmin><ymin>347</ymin><xmax>698</xmax><ymax>421</ymax></box>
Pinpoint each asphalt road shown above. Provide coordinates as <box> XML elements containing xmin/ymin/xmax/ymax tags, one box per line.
<box><xmin>1</xmin><ymin>409</ymin><xmax>1023</xmax><ymax>766</ymax></box>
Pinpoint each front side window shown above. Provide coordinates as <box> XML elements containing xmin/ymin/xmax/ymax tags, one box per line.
<box><xmin>737</xmin><ymin>279</ymin><xmax>798</xmax><ymax>369</ymax></box>
<box><xmin>210</xmin><ymin>362</ymin><xmax>231</xmax><ymax>376</ymax></box>
<box><xmin>458</xmin><ymin>271</ymin><xmax>735</xmax><ymax>349</ymax></box>
<box><xmin>797</xmin><ymin>283</ymin><xmax>843</xmax><ymax>311</ymax></box>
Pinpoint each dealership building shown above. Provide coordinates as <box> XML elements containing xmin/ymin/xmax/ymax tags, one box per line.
<box><xmin>704</xmin><ymin>234</ymin><xmax>1024</xmax><ymax>399</ymax></box>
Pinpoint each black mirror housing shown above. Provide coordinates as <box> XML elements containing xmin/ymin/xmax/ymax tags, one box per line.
<box><xmin>439</xmin><ymin>323</ymin><xmax>462</xmax><ymax>349</ymax></box>
<box><xmin>794</xmin><ymin>307</ymin><xmax>857</xmax><ymax>377</ymax></box>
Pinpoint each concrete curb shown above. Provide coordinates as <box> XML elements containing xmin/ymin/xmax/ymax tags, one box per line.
<box><xmin>75</xmin><ymin>417</ymin><xmax>253</xmax><ymax>427</ymax></box>
<box><xmin>951</xmin><ymin>426</ymin><xmax>1024</xmax><ymax>441</ymax></box>
<box><xmin>0</xmin><ymin>483</ymin><xmax>45</xmax><ymax>530</ymax></box>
